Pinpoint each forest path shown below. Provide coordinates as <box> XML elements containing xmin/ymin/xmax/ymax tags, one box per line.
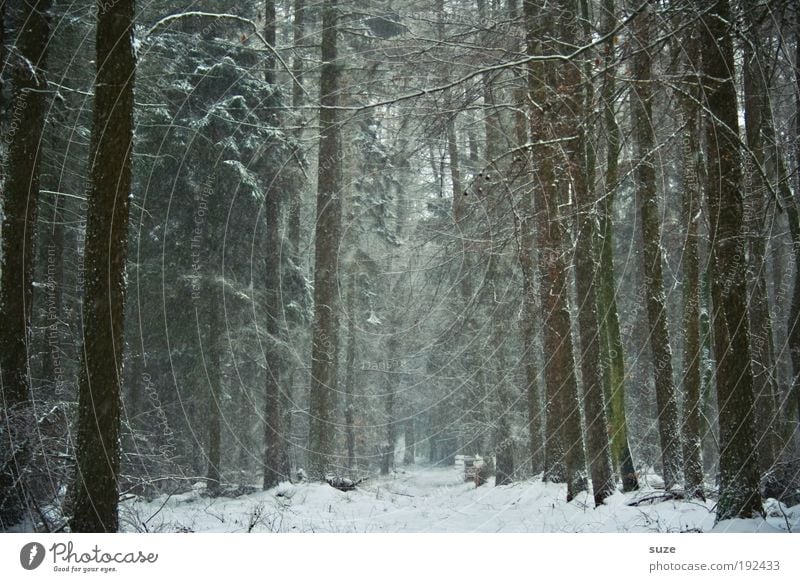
<box><xmin>120</xmin><ymin>465</ymin><xmax>797</xmax><ymax>533</ymax></box>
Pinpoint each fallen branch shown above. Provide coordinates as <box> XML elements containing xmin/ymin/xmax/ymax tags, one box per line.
<box><xmin>326</xmin><ymin>476</ymin><xmax>363</xmax><ymax>492</ymax></box>
<box><xmin>627</xmin><ymin>491</ymin><xmax>685</xmax><ymax>507</ymax></box>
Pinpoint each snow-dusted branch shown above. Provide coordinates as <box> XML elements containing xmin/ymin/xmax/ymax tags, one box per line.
<box><xmin>144</xmin><ymin>11</ymin><xmax>309</xmax><ymax>99</ymax></box>
<box><xmin>330</xmin><ymin>2</ymin><xmax>649</xmax><ymax>112</ymax></box>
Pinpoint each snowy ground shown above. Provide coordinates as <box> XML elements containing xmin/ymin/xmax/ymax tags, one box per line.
<box><xmin>119</xmin><ymin>464</ymin><xmax>800</xmax><ymax>533</ymax></box>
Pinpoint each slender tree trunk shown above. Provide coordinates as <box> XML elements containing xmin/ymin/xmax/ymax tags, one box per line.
<box><xmin>262</xmin><ymin>189</ymin><xmax>289</xmax><ymax>488</ymax></box>
<box><xmin>287</xmin><ymin>0</ymin><xmax>304</xmax><ymax>255</ymax></box>
<box><xmin>403</xmin><ymin>418</ymin><xmax>415</xmax><ymax>465</ymax></box>
<box><xmin>514</xmin><ymin>88</ymin><xmax>543</xmax><ymax>476</ymax></box>
<box><xmin>597</xmin><ymin>0</ymin><xmax>637</xmax><ymax>493</ymax></box>
<box><xmin>516</xmin><ymin>74</ymin><xmax>537</xmax><ymax>484</ymax></box>
<box><xmin>70</xmin><ymin>0</ymin><xmax>135</xmax><ymax>532</ymax></box>
<box><xmin>0</xmin><ymin>0</ymin><xmax>5</xmax><ymax>116</ymax></box>
<box><xmin>492</xmin><ymin>317</ymin><xmax>514</xmax><ymax>486</ymax></box>
<box><xmin>700</xmin><ymin>0</ymin><xmax>763</xmax><ymax>522</ymax></box>
<box><xmin>380</xmin><ymin>332</ymin><xmax>399</xmax><ymax>476</ymax></box>
<box><xmin>264</xmin><ymin>0</ymin><xmax>276</xmax><ymax>84</ymax></box>
<box><xmin>678</xmin><ymin>32</ymin><xmax>705</xmax><ymax>499</ymax></box>
<box><xmin>569</xmin><ymin>0</ymin><xmax>614</xmax><ymax>506</ymax></box>
<box><xmin>0</xmin><ymin>0</ymin><xmax>52</xmax><ymax>528</ymax></box>
<box><xmin>205</xmin><ymin>289</ymin><xmax>222</xmax><ymax>495</ymax></box>
<box><xmin>380</xmin><ymin>184</ymin><xmax>409</xmax><ymax>475</ymax></box>
<box><xmin>262</xmin><ymin>0</ymin><xmax>289</xmax><ymax>490</ymax></box>
<box><xmin>477</xmin><ymin>0</ymin><xmax>514</xmax><ymax>486</ymax></box>
<box><xmin>631</xmin><ymin>6</ymin><xmax>683</xmax><ymax>491</ymax></box>
<box><xmin>41</xmin><ymin>193</ymin><xmax>66</xmax><ymax>399</ymax></box>
<box><xmin>447</xmin><ymin>118</ymin><xmax>463</xmax><ymax>204</ymax></box>
<box><xmin>790</xmin><ymin>20</ymin><xmax>800</xmax><ymax>425</ymax></box>
<box><xmin>308</xmin><ymin>0</ymin><xmax>342</xmax><ymax>480</ymax></box>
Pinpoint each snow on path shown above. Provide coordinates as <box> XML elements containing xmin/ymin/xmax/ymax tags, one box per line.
<box><xmin>120</xmin><ymin>465</ymin><xmax>800</xmax><ymax>533</ymax></box>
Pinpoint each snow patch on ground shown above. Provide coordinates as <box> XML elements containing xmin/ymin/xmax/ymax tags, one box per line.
<box><xmin>119</xmin><ymin>465</ymin><xmax>800</xmax><ymax>533</ymax></box>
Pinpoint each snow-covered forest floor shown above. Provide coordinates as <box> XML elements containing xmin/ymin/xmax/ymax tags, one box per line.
<box><xmin>119</xmin><ymin>465</ymin><xmax>800</xmax><ymax>533</ymax></box>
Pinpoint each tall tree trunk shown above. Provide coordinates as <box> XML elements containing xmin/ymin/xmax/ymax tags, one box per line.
<box><xmin>750</xmin><ymin>46</ymin><xmax>796</xmax><ymax>446</ymax></box>
<box><xmin>678</xmin><ymin>28</ymin><xmax>704</xmax><ymax>499</ymax></box>
<box><xmin>308</xmin><ymin>0</ymin><xmax>342</xmax><ymax>480</ymax></box>
<box><xmin>343</xmin><ymin>271</ymin><xmax>357</xmax><ymax>472</ymax></box>
<box><xmin>262</xmin><ymin>193</ymin><xmax>288</xmax><ymax>488</ymax></box>
<box><xmin>478</xmin><ymin>0</ymin><xmax>514</xmax><ymax>486</ymax></box>
<box><xmin>0</xmin><ymin>0</ymin><xmax>52</xmax><ymax>528</ymax></box>
<box><xmin>741</xmin><ymin>23</ymin><xmax>780</xmax><ymax>476</ymax></box>
<box><xmin>631</xmin><ymin>6</ymin><xmax>683</xmax><ymax>491</ymax></box>
<box><xmin>523</xmin><ymin>0</ymin><xmax>587</xmax><ymax>500</ymax></box>
<box><xmin>789</xmin><ymin>19</ymin><xmax>800</xmax><ymax>425</ymax></box>
<box><xmin>288</xmin><ymin>0</ymin><xmax>304</xmax><ymax>255</ymax></box>
<box><xmin>0</xmin><ymin>0</ymin><xmax>5</xmax><ymax>115</ymax></box>
<box><xmin>569</xmin><ymin>0</ymin><xmax>614</xmax><ymax>506</ymax></box>
<box><xmin>514</xmin><ymin>89</ymin><xmax>543</xmax><ymax>476</ymax></box>
<box><xmin>700</xmin><ymin>0</ymin><xmax>763</xmax><ymax>522</ymax></box>
<box><xmin>71</xmin><ymin>0</ymin><xmax>136</xmax><ymax>532</ymax></box>
<box><xmin>262</xmin><ymin>0</ymin><xmax>289</xmax><ymax>490</ymax></box>
<box><xmin>597</xmin><ymin>0</ymin><xmax>637</xmax><ymax>493</ymax></box>
<box><xmin>380</xmin><ymin>183</ymin><xmax>410</xmax><ymax>475</ymax></box>
<box><xmin>205</xmin><ymin>288</ymin><xmax>222</xmax><ymax>495</ymax></box>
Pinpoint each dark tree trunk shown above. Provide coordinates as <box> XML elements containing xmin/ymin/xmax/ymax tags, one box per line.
<box><xmin>308</xmin><ymin>0</ymin><xmax>342</xmax><ymax>480</ymax></box>
<box><xmin>700</xmin><ymin>0</ymin><xmax>763</xmax><ymax>522</ymax></box>
<box><xmin>678</xmin><ymin>29</ymin><xmax>705</xmax><ymax>499</ymax></box>
<box><xmin>287</xmin><ymin>0</ymin><xmax>305</xmax><ymax>255</ymax></box>
<box><xmin>70</xmin><ymin>0</ymin><xmax>135</xmax><ymax>532</ymax></box>
<box><xmin>597</xmin><ymin>0</ymin><xmax>637</xmax><ymax>494</ymax></box>
<box><xmin>41</xmin><ymin>192</ymin><xmax>66</xmax><ymax>400</ymax></box>
<box><xmin>0</xmin><ymin>0</ymin><xmax>6</xmax><ymax>118</ymax></box>
<box><xmin>790</xmin><ymin>20</ymin><xmax>800</xmax><ymax>425</ymax></box>
<box><xmin>0</xmin><ymin>0</ymin><xmax>52</xmax><ymax>529</ymax></box>
<box><xmin>741</xmin><ymin>22</ymin><xmax>780</xmax><ymax>476</ymax></box>
<box><xmin>631</xmin><ymin>6</ymin><xmax>683</xmax><ymax>491</ymax></box>
<box><xmin>380</xmin><ymin>335</ymin><xmax>398</xmax><ymax>476</ymax></box>
<box><xmin>569</xmin><ymin>0</ymin><xmax>614</xmax><ymax>507</ymax></box>
<box><xmin>264</xmin><ymin>0</ymin><xmax>276</xmax><ymax>85</ymax></box>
